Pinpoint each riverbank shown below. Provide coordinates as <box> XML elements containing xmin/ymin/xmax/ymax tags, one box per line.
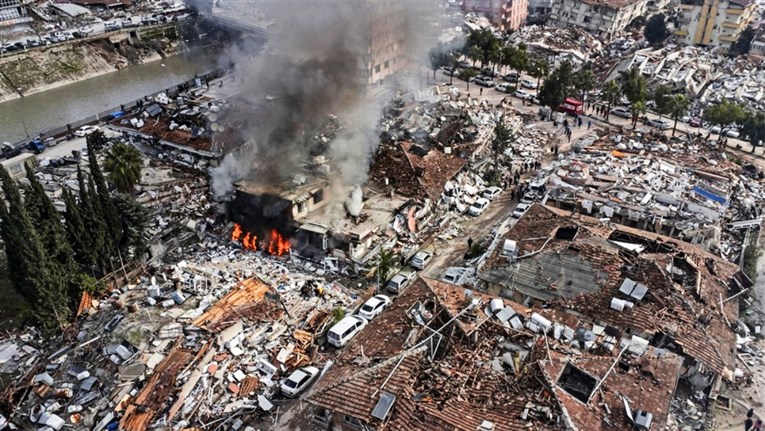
<box><xmin>0</xmin><ymin>26</ymin><xmax>184</xmax><ymax>103</ymax></box>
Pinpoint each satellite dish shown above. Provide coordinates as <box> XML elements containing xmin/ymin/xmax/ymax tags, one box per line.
<box><xmin>208</xmin><ymin>113</ymin><xmax>218</xmax><ymax>122</ymax></box>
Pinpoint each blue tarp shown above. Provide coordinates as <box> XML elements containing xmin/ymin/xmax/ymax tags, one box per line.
<box><xmin>693</xmin><ymin>186</ymin><xmax>727</xmax><ymax>205</ymax></box>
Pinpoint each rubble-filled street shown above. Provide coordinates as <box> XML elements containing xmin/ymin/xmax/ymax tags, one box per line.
<box><xmin>4</xmin><ymin>2</ymin><xmax>765</xmax><ymax>431</ymax></box>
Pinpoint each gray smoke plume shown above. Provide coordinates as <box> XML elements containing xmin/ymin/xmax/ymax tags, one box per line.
<box><xmin>209</xmin><ymin>0</ymin><xmax>440</xmax><ymax>201</ymax></box>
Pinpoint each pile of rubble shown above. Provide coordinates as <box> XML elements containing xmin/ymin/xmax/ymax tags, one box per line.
<box><xmin>0</xmin><ymin>241</ymin><xmax>364</xmax><ymax>430</ymax></box>
<box><xmin>508</xmin><ymin>25</ymin><xmax>604</xmax><ymax>64</ymax></box>
<box><xmin>545</xmin><ymin>129</ymin><xmax>764</xmax><ymax>263</ymax></box>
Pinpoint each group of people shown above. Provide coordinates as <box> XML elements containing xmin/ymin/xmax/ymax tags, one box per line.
<box><xmin>746</xmin><ymin>408</ymin><xmax>763</xmax><ymax>431</ymax></box>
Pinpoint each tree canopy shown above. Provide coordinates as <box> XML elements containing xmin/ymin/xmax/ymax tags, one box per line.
<box><xmin>104</xmin><ymin>142</ymin><xmax>143</xmax><ymax>194</ymax></box>
<box><xmin>644</xmin><ymin>14</ymin><xmax>670</xmax><ymax>45</ymax></box>
<box><xmin>703</xmin><ymin>100</ymin><xmax>746</xmax><ymax>136</ymax></box>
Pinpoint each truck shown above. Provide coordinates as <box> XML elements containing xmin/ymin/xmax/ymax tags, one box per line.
<box><xmin>27</xmin><ymin>138</ymin><xmax>45</xmax><ymax>154</ymax></box>
<box><xmin>558</xmin><ymin>97</ymin><xmax>584</xmax><ymax>116</ymax></box>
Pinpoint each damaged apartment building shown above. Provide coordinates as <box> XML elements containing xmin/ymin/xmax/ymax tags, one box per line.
<box><xmin>538</xmin><ymin>130</ymin><xmax>764</xmax><ymax>263</ymax></box>
<box><xmin>476</xmin><ymin>203</ymin><xmax>751</xmax><ymax>427</ymax></box>
<box><xmin>305</xmin><ymin>273</ymin><xmax>695</xmax><ymax>430</ymax></box>
<box><xmin>548</xmin><ymin>0</ymin><xmax>648</xmax><ymax>40</ymax></box>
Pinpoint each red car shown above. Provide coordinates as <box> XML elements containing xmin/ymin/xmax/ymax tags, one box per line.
<box><xmin>689</xmin><ymin>117</ymin><xmax>702</xmax><ymax>127</ymax></box>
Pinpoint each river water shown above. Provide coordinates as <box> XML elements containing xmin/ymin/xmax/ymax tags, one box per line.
<box><xmin>0</xmin><ymin>49</ymin><xmax>221</xmax><ymax>143</ymax></box>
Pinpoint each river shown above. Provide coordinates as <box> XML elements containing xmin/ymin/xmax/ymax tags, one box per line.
<box><xmin>0</xmin><ymin>48</ymin><xmax>221</xmax><ymax>144</ymax></box>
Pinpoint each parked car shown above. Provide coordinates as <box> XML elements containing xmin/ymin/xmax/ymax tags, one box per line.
<box><xmin>410</xmin><ymin>250</ymin><xmax>433</xmax><ymax>270</ymax></box>
<box><xmin>726</xmin><ymin>128</ymin><xmax>740</xmax><ymax>138</ymax></box>
<box><xmin>647</xmin><ymin>118</ymin><xmax>671</xmax><ymax>130</ymax></box>
<box><xmin>482</xmin><ymin>186</ymin><xmax>502</xmax><ymax>200</ymax></box>
<box><xmin>468</xmin><ymin>198</ymin><xmax>490</xmax><ymax>216</ymax></box>
<box><xmin>104</xmin><ymin>21</ymin><xmax>122</xmax><ymax>31</ymax></box>
<box><xmin>520</xmin><ymin>79</ymin><xmax>537</xmax><ymax>89</ymax></box>
<box><xmin>689</xmin><ymin>117</ymin><xmax>702</xmax><ymax>127</ymax></box>
<box><xmin>358</xmin><ymin>295</ymin><xmax>391</xmax><ymax>320</ymax></box>
<box><xmin>503</xmin><ymin>72</ymin><xmax>519</xmax><ymax>83</ymax></box>
<box><xmin>610</xmin><ymin>107</ymin><xmax>632</xmax><ymax>118</ymax></box>
<box><xmin>710</xmin><ymin>125</ymin><xmax>721</xmax><ymax>134</ymax></box>
<box><xmin>495</xmin><ymin>83</ymin><xmax>512</xmax><ymax>93</ymax></box>
<box><xmin>457</xmin><ymin>60</ymin><xmax>471</xmax><ymax>68</ymax></box>
<box><xmin>513</xmin><ymin>89</ymin><xmax>533</xmax><ymax>100</ymax></box>
<box><xmin>442</xmin><ymin>66</ymin><xmax>458</xmax><ymax>76</ymax></box>
<box><xmin>511</xmin><ymin>202</ymin><xmax>531</xmax><ymax>219</ymax></box>
<box><xmin>481</xmin><ymin>67</ymin><xmax>497</xmax><ymax>77</ymax></box>
<box><xmin>474</xmin><ymin>76</ymin><xmax>495</xmax><ymax>87</ymax></box>
<box><xmin>280</xmin><ymin>366</ymin><xmax>319</xmax><ymax>398</ymax></box>
<box><xmin>75</xmin><ymin>125</ymin><xmax>100</xmax><ymax>137</ymax></box>
<box><xmin>327</xmin><ymin>315</ymin><xmax>368</xmax><ymax>348</ymax></box>
<box><xmin>386</xmin><ymin>271</ymin><xmax>414</xmax><ymax>294</ymax></box>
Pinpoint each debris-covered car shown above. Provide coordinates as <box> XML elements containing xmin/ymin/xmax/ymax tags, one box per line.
<box><xmin>281</xmin><ymin>366</ymin><xmax>320</xmax><ymax>398</ymax></box>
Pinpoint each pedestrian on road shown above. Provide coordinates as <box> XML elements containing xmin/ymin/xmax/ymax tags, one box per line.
<box><xmin>746</xmin><ymin>418</ymin><xmax>754</xmax><ymax>431</ymax></box>
<box><xmin>748</xmin><ymin>409</ymin><xmax>755</xmax><ymax>419</ymax></box>
<box><xmin>480</xmin><ymin>87</ymin><xmax>483</xmax><ymax>96</ymax></box>
<box><xmin>755</xmin><ymin>419</ymin><xmax>763</xmax><ymax>430</ymax></box>
<box><xmin>588</xmin><ymin>120</ymin><xmax>592</xmax><ymax>129</ymax></box>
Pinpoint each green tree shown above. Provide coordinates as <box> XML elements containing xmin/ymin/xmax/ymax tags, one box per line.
<box><xmin>104</xmin><ymin>142</ymin><xmax>143</xmax><ymax>194</ymax></box>
<box><xmin>377</xmin><ymin>248</ymin><xmax>399</xmax><ymax>284</ymax></box>
<box><xmin>652</xmin><ymin>85</ymin><xmax>673</xmax><ymax>119</ymax></box>
<box><xmin>529</xmin><ymin>59</ymin><xmax>550</xmax><ymax>89</ymax></box>
<box><xmin>77</xmin><ymin>166</ymin><xmax>110</xmax><ymax>273</ymax></box>
<box><xmin>620</xmin><ymin>68</ymin><xmax>648</xmax><ymax>127</ymax></box>
<box><xmin>668</xmin><ymin>93</ymin><xmax>691</xmax><ymax>137</ymax></box>
<box><xmin>24</xmin><ymin>165</ymin><xmax>74</xmax><ymax>269</ymax></box>
<box><xmin>730</xmin><ymin>26</ymin><xmax>755</xmax><ymax>57</ymax></box>
<box><xmin>628</xmin><ymin>16</ymin><xmax>647</xmax><ymax>29</ymax></box>
<box><xmin>492</xmin><ymin>120</ymin><xmax>512</xmax><ymax>156</ymax></box>
<box><xmin>0</xmin><ymin>167</ymin><xmax>70</xmax><ymax>332</ymax></box>
<box><xmin>602</xmin><ymin>80</ymin><xmax>622</xmax><ymax>121</ymax></box>
<box><xmin>428</xmin><ymin>48</ymin><xmax>448</xmax><ymax>79</ymax></box>
<box><xmin>459</xmin><ymin>67</ymin><xmax>478</xmax><ymax>91</ymax></box>
<box><xmin>644</xmin><ymin>14</ymin><xmax>670</xmax><ymax>45</ymax></box>
<box><xmin>113</xmin><ymin>193</ymin><xmax>150</xmax><ymax>259</ymax></box>
<box><xmin>466</xmin><ymin>45</ymin><xmax>483</xmax><ymax>68</ymax></box>
<box><xmin>703</xmin><ymin>100</ymin><xmax>746</xmax><ymax>139</ymax></box>
<box><xmin>466</xmin><ymin>28</ymin><xmax>500</xmax><ymax>68</ymax></box>
<box><xmin>62</xmin><ymin>187</ymin><xmax>96</xmax><ymax>271</ymax></box>
<box><xmin>88</xmin><ymin>142</ymin><xmax>123</xmax><ymax>253</ymax></box>
<box><xmin>573</xmin><ymin>69</ymin><xmax>597</xmax><ymax>102</ymax></box>
<box><xmin>507</xmin><ymin>45</ymin><xmax>529</xmax><ymax>89</ymax></box>
<box><xmin>538</xmin><ymin>61</ymin><xmax>575</xmax><ymax>109</ymax></box>
<box><xmin>86</xmin><ymin>129</ymin><xmax>109</xmax><ymax>150</ymax></box>
<box><xmin>740</xmin><ymin>110</ymin><xmax>765</xmax><ymax>152</ymax></box>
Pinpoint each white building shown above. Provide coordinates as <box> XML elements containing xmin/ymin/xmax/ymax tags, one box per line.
<box><xmin>674</xmin><ymin>0</ymin><xmax>757</xmax><ymax>48</ymax></box>
<box><xmin>548</xmin><ymin>0</ymin><xmax>649</xmax><ymax>40</ymax></box>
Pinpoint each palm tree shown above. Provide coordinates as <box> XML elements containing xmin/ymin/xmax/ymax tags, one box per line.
<box><xmin>459</xmin><ymin>68</ymin><xmax>478</xmax><ymax>91</ymax></box>
<box><xmin>104</xmin><ymin>142</ymin><xmax>143</xmax><ymax>194</ymax></box>
<box><xmin>631</xmin><ymin>100</ymin><xmax>647</xmax><ymax>129</ymax></box>
<box><xmin>428</xmin><ymin>48</ymin><xmax>447</xmax><ymax>79</ymax></box>
<box><xmin>529</xmin><ymin>59</ymin><xmax>549</xmax><ymax>89</ymax></box>
<box><xmin>466</xmin><ymin>45</ymin><xmax>483</xmax><ymax>68</ymax></box>
<box><xmin>602</xmin><ymin>80</ymin><xmax>621</xmax><ymax>121</ymax></box>
<box><xmin>668</xmin><ymin>94</ymin><xmax>690</xmax><ymax>136</ymax></box>
<box><xmin>377</xmin><ymin>248</ymin><xmax>398</xmax><ymax>284</ymax></box>
<box><xmin>573</xmin><ymin>69</ymin><xmax>596</xmax><ymax>103</ymax></box>
<box><xmin>508</xmin><ymin>45</ymin><xmax>529</xmax><ymax>89</ymax></box>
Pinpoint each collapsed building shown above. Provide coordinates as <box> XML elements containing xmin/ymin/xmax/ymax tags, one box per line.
<box><xmin>305</xmin><ymin>275</ymin><xmax>689</xmax><ymax>430</ymax></box>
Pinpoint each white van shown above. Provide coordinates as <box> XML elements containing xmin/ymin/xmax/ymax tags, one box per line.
<box><xmin>327</xmin><ymin>315</ymin><xmax>368</xmax><ymax>348</ymax></box>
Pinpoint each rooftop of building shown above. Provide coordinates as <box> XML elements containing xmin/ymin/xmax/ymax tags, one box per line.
<box><xmin>481</xmin><ymin>204</ymin><xmax>743</xmax><ymax>379</ymax></box>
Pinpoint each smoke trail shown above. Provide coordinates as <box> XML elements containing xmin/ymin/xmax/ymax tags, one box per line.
<box><xmin>207</xmin><ymin>0</ymin><xmax>445</xmax><ymax>206</ymax></box>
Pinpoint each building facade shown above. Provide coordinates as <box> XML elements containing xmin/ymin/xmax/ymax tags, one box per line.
<box><xmin>548</xmin><ymin>0</ymin><xmax>649</xmax><ymax>39</ymax></box>
<box><xmin>674</xmin><ymin>0</ymin><xmax>757</xmax><ymax>47</ymax></box>
<box><xmin>463</xmin><ymin>0</ymin><xmax>529</xmax><ymax>30</ymax></box>
<box><xmin>358</xmin><ymin>0</ymin><xmax>408</xmax><ymax>86</ymax></box>
<box><xmin>0</xmin><ymin>0</ymin><xmax>32</xmax><ymax>31</ymax></box>
<box><xmin>528</xmin><ymin>0</ymin><xmax>555</xmax><ymax>15</ymax></box>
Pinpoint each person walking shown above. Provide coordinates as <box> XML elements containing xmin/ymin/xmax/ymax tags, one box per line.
<box><xmin>480</xmin><ymin>87</ymin><xmax>483</xmax><ymax>96</ymax></box>
<box><xmin>747</xmin><ymin>417</ymin><xmax>754</xmax><ymax>431</ymax></box>
<box><xmin>748</xmin><ymin>409</ymin><xmax>755</xmax><ymax>419</ymax></box>
<box><xmin>588</xmin><ymin>119</ymin><xmax>592</xmax><ymax>130</ymax></box>
<box><xmin>754</xmin><ymin>419</ymin><xmax>763</xmax><ymax>430</ymax></box>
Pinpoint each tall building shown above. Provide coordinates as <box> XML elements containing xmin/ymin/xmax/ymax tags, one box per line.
<box><xmin>0</xmin><ymin>0</ymin><xmax>32</xmax><ymax>31</ymax></box>
<box><xmin>674</xmin><ymin>0</ymin><xmax>756</xmax><ymax>47</ymax></box>
<box><xmin>463</xmin><ymin>0</ymin><xmax>529</xmax><ymax>31</ymax></box>
<box><xmin>358</xmin><ymin>0</ymin><xmax>408</xmax><ymax>86</ymax></box>
<box><xmin>548</xmin><ymin>0</ymin><xmax>648</xmax><ymax>39</ymax></box>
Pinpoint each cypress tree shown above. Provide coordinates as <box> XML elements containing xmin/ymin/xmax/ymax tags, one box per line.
<box><xmin>113</xmin><ymin>194</ymin><xmax>150</xmax><ymax>259</ymax></box>
<box><xmin>77</xmin><ymin>166</ymin><xmax>110</xmax><ymax>273</ymax></box>
<box><xmin>62</xmin><ymin>188</ymin><xmax>94</xmax><ymax>271</ymax></box>
<box><xmin>87</xmin><ymin>142</ymin><xmax>123</xmax><ymax>248</ymax></box>
<box><xmin>0</xmin><ymin>167</ymin><xmax>70</xmax><ymax>333</ymax></box>
<box><xmin>24</xmin><ymin>165</ymin><xmax>74</xmax><ymax>268</ymax></box>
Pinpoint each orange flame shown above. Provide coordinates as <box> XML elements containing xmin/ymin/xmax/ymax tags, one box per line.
<box><xmin>230</xmin><ymin>224</ymin><xmax>290</xmax><ymax>256</ymax></box>
<box><xmin>231</xmin><ymin>223</ymin><xmax>243</xmax><ymax>242</ymax></box>
<box><xmin>267</xmin><ymin>229</ymin><xmax>291</xmax><ymax>256</ymax></box>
